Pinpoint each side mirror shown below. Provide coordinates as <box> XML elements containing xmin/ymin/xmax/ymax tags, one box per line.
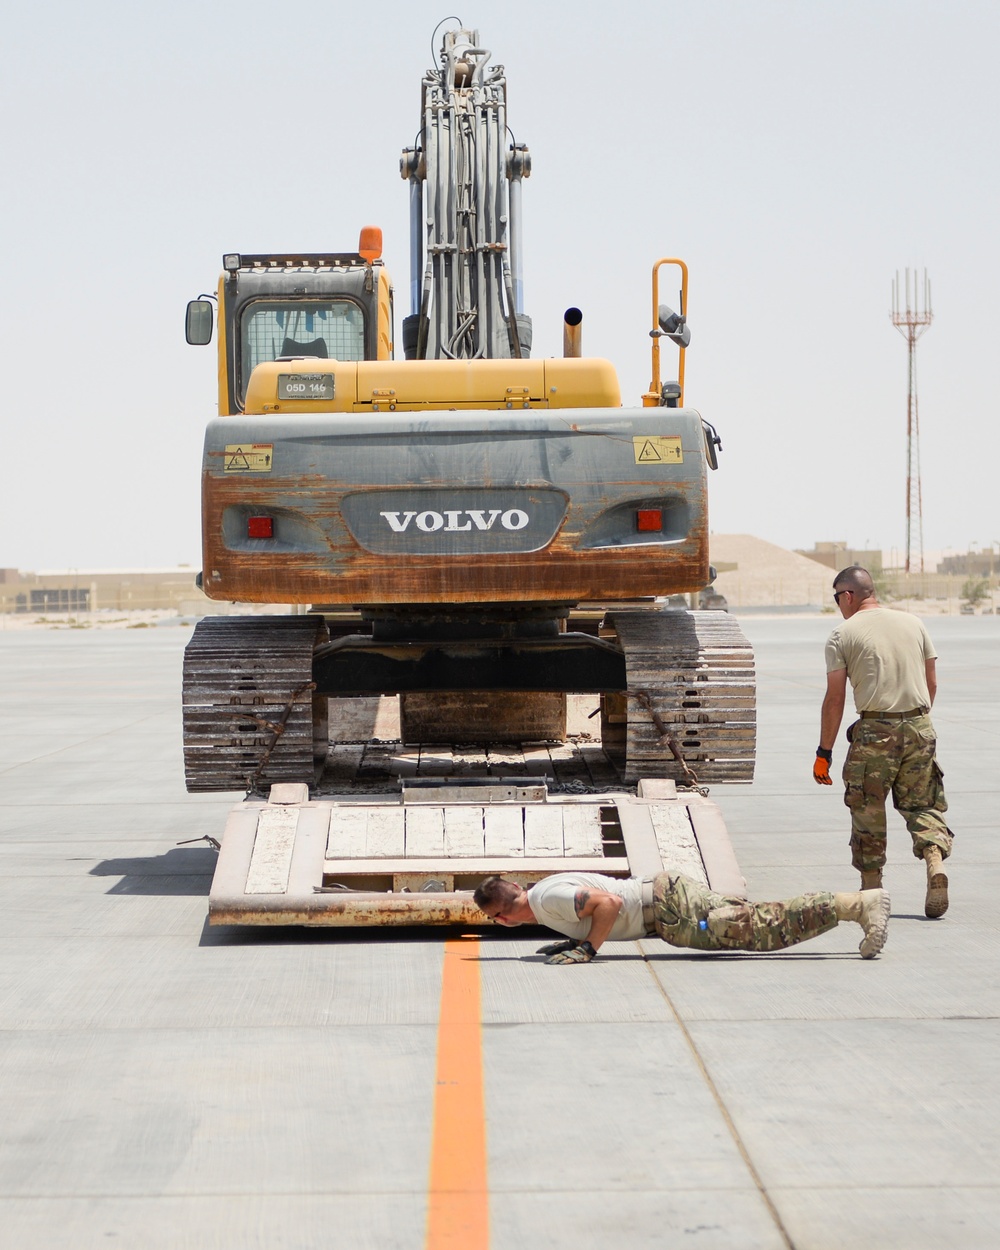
<box><xmin>185</xmin><ymin>299</ymin><xmax>214</xmax><ymax>345</ymax></box>
<box><xmin>702</xmin><ymin>419</ymin><xmax>722</xmax><ymax>470</ymax></box>
<box><xmin>658</xmin><ymin>304</ymin><xmax>691</xmax><ymax>349</ymax></box>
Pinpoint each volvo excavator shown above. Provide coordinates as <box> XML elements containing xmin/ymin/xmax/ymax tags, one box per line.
<box><xmin>182</xmin><ymin>24</ymin><xmax>755</xmax><ymax>926</ymax></box>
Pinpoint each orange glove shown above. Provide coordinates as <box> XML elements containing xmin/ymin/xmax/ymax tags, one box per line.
<box><xmin>813</xmin><ymin>749</ymin><xmax>833</xmax><ymax>785</ymax></box>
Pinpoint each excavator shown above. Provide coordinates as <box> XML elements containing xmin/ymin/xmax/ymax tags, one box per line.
<box><xmin>182</xmin><ymin>24</ymin><xmax>755</xmax><ymax>925</ymax></box>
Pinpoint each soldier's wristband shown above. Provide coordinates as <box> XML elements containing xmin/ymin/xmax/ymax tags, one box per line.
<box><xmin>816</xmin><ymin>747</ymin><xmax>833</xmax><ymax>762</ymax></box>
<box><xmin>579</xmin><ymin>941</ymin><xmax>597</xmax><ymax>958</ymax></box>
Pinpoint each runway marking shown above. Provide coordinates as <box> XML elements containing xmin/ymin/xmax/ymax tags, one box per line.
<box><xmin>426</xmin><ymin>935</ymin><xmax>489</xmax><ymax>1250</ymax></box>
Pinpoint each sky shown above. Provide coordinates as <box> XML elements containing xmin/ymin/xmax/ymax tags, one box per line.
<box><xmin>2</xmin><ymin>0</ymin><xmax>998</xmax><ymax>572</ymax></box>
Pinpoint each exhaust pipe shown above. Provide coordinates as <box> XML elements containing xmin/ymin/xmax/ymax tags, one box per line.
<box><xmin>563</xmin><ymin>307</ymin><xmax>583</xmax><ymax>357</ymax></box>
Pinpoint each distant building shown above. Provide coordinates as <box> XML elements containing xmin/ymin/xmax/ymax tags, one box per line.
<box><xmin>0</xmin><ymin>567</ymin><xmax>211</xmax><ymax>615</ymax></box>
<box><xmin>796</xmin><ymin>541</ymin><xmax>883</xmax><ymax>574</ymax></box>
<box><xmin>936</xmin><ymin>553</ymin><xmax>996</xmax><ymax>577</ymax></box>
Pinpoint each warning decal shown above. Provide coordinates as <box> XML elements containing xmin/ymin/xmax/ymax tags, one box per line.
<box><xmin>633</xmin><ymin>435</ymin><xmax>683</xmax><ymax>465</ymax></box>
<box><xmin>224</xmin><ymin>443</ymin><xmax>273</xmax><ymax>473</ymax></box>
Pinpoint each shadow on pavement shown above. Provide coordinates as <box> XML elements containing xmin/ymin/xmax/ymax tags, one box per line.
<box><xmin>198</xmin><ymin>920</ymin><xmax>522</xmax><ymax>948</ymax></box>
<box><xmin>90</xmin><ymin>847</ymin><xmax>217</xmax><ymax>896</ymax></box>
<box><xmin>484</xmin><ymin>950</ymin><xmax>860</xmax><ymax>962</ymax></box>
<box><xmin>892</xmin><ymin>912</ymin><xmax>949</xmax><ymax>922</ymax></box>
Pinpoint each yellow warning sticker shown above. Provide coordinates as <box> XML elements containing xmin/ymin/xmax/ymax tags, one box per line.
<box><xmin>224</xmin><ymin>443</ymin><xmax>273</xmax><ymax>473</ymax></box>
<box><xmin>633</xmin><ymin>435</ymin><xmax>683</xmax><ymax>464</ymax></box>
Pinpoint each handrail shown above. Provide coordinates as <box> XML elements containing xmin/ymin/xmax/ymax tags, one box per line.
<box><xmin>643</xmin><ymin>257</ymin><xmax>688</xmax><ymax>407</ymax></box>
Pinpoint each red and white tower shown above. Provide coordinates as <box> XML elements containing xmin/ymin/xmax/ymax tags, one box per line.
<box><xmin>891</xmin><ymin>269</ymin><xmax>933</xmax><ymax>574</ymax></box>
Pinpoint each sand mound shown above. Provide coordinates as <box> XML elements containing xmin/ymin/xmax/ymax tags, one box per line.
<box><xmin>709</xmin><ymin>534</ymin><xmax>833</xmax><ymax>607</ymax></box>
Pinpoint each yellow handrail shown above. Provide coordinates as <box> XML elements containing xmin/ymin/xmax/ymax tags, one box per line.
<box><xmin>643</xmin><ymin>257</ymin><xmax>688</xmax><ymax>407</ymax></box>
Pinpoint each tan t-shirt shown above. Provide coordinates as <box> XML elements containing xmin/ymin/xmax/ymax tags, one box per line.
<box><xmin>825</xmin><ymin>607</ymin><xmax>936</xmax><ymax>713</ymax></box>
<box><xmin>527</xmin><ymin>872</ymin><xmax>647</xmax><ymax>942</ymax></box>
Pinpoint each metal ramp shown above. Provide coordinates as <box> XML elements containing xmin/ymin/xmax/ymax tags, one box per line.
<box><xmin>208</xmin><ymin>777</ymin><xmax>746</xmax><ymax>927</ymax></box>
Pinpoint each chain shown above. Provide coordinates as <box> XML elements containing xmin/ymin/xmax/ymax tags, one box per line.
<box><xmin>245</xmin><ymin>680</ymin><xmax>317</xmax><ymax>796</ymax></box>
<box><xmin>629</xmin><ymin>689</ymin><xmax>708</xmax><ymax>794</ymax></box>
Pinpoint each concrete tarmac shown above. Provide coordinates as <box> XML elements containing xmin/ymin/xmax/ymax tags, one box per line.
<box><xmin>0</xmin><ymin>616</ymin><xmax>997</xmax><ymax>1249</ymax></box>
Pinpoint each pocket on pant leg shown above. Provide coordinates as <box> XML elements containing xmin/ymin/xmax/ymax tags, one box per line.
<box><xmin>842</xmin><ymin>749</ymin><xmax>866</xmax><ymax>809</ymax></box>
<box><xmin>896</xmin><ymin>734</ymin><xmax>947</xmax><ymax>814</ymax></box>
<box><xmin>843</xmin><ymin>733</ymin><xmax>892</xmax><ymax>811</ymax></box>
<box><xmin>843</xmin><ymin>758</ymin><xmax>888</xmax><ymax>813</ymax></box>
<box><xmin>925</xmin><ymin>759</ymin><xmax>947</xmax><ymax>812</ymax></box>
<box><xmin>706</xmin><ymin>904</ymin><xmax>754</xmax><ymax>949</ymax></box>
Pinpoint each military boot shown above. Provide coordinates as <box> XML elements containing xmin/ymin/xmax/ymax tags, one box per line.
<box><xmin>923</xmin><ymin>846</ymin><xmax>949</xmax><ymax>919</ymax></box>
<box><xmin>833</xmin><ymin>889</ymin><xmax>891</xmax><ymax>959</ymax></box>
<box><xmin>860</xmin><ymin>869</ymin><xmax>883</xmax><ymax>890</ymax></box>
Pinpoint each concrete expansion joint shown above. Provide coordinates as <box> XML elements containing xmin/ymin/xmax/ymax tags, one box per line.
<box><xmin>639</xmin><ymin>952</ymin><xmax>797</xmax><ymax>1250</ymax></box>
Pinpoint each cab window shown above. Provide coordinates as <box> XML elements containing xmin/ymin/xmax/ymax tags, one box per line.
<box><xmin>240</xmin><ymin>300</ymin><xmax>365</xmax><ymax>397</ymax></box>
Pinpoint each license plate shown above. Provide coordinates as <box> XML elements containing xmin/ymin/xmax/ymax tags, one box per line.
<box><xmin>277</xmin><ymin>373</ymin><xmax>335</xmax><ymax>401</ymax></box>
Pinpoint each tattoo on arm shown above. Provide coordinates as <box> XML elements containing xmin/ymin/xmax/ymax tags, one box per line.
<box><xmin>573</xmin><ymin>889</ymin><xmax>591</xmax><ymax>918</ymax></box>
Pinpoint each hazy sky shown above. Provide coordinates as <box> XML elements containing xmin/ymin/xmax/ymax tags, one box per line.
<box><xmin>3</xmin><ymin>0</ymin><xmax>997</xmax><ymax>572</ymax></box>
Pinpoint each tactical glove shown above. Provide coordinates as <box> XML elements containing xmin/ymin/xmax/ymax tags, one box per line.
<box><xmin>536</xmin><ymin>938</ymin><xmax>580</xmax><ymax>957</ymax></box>
<box><xmin>545</xmin><ymin>940</ymin><xmax>597</xmax><ymax>965</ymax></box>
<box><xmin>813</xmin><ymin>747</ymin><xmax>833</xmax><ymax>785</ymax></box>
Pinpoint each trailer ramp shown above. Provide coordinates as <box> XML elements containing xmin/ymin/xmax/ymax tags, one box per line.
<box><xmin>208</xmin><ymin>777</ymin><xmax>746</xmax><ymax>926</ymax></box>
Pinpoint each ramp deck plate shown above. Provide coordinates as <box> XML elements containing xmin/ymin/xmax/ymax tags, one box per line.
<box><xmin>209</xmin><ymin>745</ymin><xmax>745</xmax><ymax>926</ymax></box>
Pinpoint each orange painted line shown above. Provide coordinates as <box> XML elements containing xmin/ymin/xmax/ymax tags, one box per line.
<box><xmin>426</xmin><ymin>936</ymin><xmax>489</xmax><ymax>1250</ymax></box>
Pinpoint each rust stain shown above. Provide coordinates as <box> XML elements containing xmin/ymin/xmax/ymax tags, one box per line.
<box><xmin>209</xmin><ymin>892</ymin><xmax>486</xmax><ymax>926</ymax></box>
<box><xmin>202</xmin><ymin>473</ymin><xmax>710</xmax><ymax>605</ymax></box>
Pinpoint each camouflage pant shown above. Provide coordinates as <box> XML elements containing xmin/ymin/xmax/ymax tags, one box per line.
<box><xmin>842</xmin><ymin>714</ymin><xmax>952</xmax><ymax>874</ymax></box>
<box><xmin>651</xmin><ymin>872</ymin><xmax>839</xmax><ymax>953</ymax></box>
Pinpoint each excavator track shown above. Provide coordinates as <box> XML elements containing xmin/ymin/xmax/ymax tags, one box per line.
<box><xmin>182</xmin><ymin>616</ymin><xmax>329</xmax><ymax>793</ymax></box>
<box><xmin>606</xmin><ymin>609</ymin><xmax>756</xmax><ymax>785</ymax></box>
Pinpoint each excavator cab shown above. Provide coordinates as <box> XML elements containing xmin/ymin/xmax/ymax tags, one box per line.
<box><xmin>186</xmin><ymin>231</ymin><xmax>394</xmax><ymax>415</ymax></box>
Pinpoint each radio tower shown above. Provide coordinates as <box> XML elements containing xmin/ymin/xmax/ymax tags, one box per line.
<box><xmin>891</xmin><ymin>269</ymin><xmax>932</xmax><ymax>574</ymax></box>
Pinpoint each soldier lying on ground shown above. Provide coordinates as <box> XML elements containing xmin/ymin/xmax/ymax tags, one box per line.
<box><xmin>473</xmin><ymin>870</ymin><xmax>891</xmax><ymax>963</ymax></box>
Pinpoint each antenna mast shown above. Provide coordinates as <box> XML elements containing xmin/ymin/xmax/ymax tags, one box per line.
<box><xmin>891</xmin><ymin>269</ymin><xmax>932</xmax><ymax>574</ymax></box>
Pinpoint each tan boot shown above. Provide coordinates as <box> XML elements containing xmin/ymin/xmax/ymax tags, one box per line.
<box><xmin>924</xmin><ymin>847</ymin><xmax>949</xmax><ymax>919</ymax></box>
<box><xmin>833</xmin><ymin>889</ymin><xmax>891</xmax><ymax>958</ymax></box>
<box><xmin>860</xmin><ymin>869</ymin><xmax>883</xmax><ymax>890</ymax></box>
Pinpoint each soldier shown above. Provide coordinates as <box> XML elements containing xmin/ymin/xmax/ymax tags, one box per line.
<box><xmin>473</xmin><ymin>870</ymin><xmax>891</xmax><ymax>962</ymax></box>
<box><xmin>813</xmin><ymin>565</ymin><xmax>953</xmax><ymax>916</ymax></box>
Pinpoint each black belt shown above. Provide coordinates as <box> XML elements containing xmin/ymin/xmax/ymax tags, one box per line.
<box><xmin>860</xmin><ymin>707</ymin><xmax>928</xmax><ymax>720</ymax></box>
